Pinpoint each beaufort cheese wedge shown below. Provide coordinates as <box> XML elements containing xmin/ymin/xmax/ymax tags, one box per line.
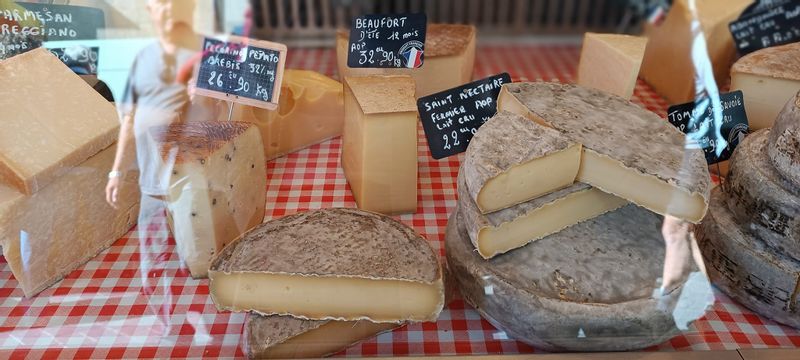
<box><xmin>208</xmin><ymin>208</ymin><xmax>444</xmax><ymax>323</ymax></box>
<box><xmin>577</xmin><ymin>32</ymin><xmax>648</xmax><ymax>100</ymax></box>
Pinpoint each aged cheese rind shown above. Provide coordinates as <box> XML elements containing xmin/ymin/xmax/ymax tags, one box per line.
<box><xmin>767</xmin><ymin>92</ymin><xmax>800</xmax><ymax>189</ymax></box>
<box><xmin>208</xmin><ymin>208</ymin><xmax>444</xmax><ymax>322</ymax></box>
<box><xmin>457</xmin><ymin>170</ymin><xmax>627</xmax><ymax>259</ymax></box>
<box><xmin>0</xmin><ymin>145</ymin><xmax>139</xmax><ymax>297</ymax></box>
<box><xmin>446</xmin><ymin>206</ymin><xmax>683</xmax><ymax>351</ymax></box>
<box><xmin>577</xmin><ymin>33</ymin><xmax>648</xmax><ymax>100</ymax></box>
<box><xmin>498</xmin><ymin>82</ymin><xmax>710</xmax><ymax>223</ymax></box>
<box><xmin>696</xmin><ymin>189</ymin><xmax>800</xmax><ymax>329</ymax></box>
<box><xmin>463</xmin><ymin>111</ymin><xmax>582</xmax><ymax>213</ymax></box>
<box><xmin>725</xmin><ymin>130</ymin><xmax>800</xmax><ymax>260</ymax></box>
<box><xmin>0</xmin><ymin>48</ymin><xmax>119</xmax><ymax>195</ymax></box>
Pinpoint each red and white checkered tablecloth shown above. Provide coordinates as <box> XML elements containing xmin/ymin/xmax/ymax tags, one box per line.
<box><xmin>2</xmin><ymin>45</ymin><xmax>799</xmax><ymax>359</ymax></box>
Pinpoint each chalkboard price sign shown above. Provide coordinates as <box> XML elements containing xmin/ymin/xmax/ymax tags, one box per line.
<box><xmin>667</xmin><ymin>91</ymin><xmax>750</xmax><ymax>164</ymax></box>
<box><xmin>195</xmin><ymin>36</ymin><xmax>287</xmax><ymax>110</ymax></box>
<box><xmin>347</xmin><ymin>13</ymin><xmax>427</xmax><ymax>69</ymax></box>
<box><xmin>3</xmin><ymin>3</ymin><xmax>105</xmax><ymax>41</ymax></box>
<box><xmin>729</xmin><ymin>0</ymin><xmax>800</xmax><ymax>55</ymax></box>
<box><xmin>417</xmin><ymin>73</ymin><xmax>512</xmax><ymax>160</ymax></box>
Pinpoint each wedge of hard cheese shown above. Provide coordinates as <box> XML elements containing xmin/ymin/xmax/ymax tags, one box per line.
<box><xmin>208</xmin><ymin>208</ymin><xmax>444</xmax><ymax>323</ymax></box>
<box><xmin>244</xmin><ymin>314</ymin><xmax>401</xmax><ymax>359</ymax></box>
<box><xmin>0</xmin><ymin>144</ymin><xmax>139</xmax><ymax>297</ymax></box>
<box><xmin>767</xmin><ymin>91</ymin><xmax>800</xmax><ymax>189</ymax></box>
<box><xmin>731</xmin><ymin>42</ymin><xmax>800</xmax><ymax>130</ymax></box>
<box><xmin>0</xmin><ymin>48</ymin><xmax>119</xmax><ymax>195</ymax></box>
<box><xmin>463</xmin><ymin>111</ymin><xmax>582</xmax><ymax>213</ymax></box>
<box><xmin>577</xmin><ymin>33</ymin><xmax>648</xmax><ymax>100</ymax></box>
<box><xmin>498</xmin><ymin>82</ymin><xmax>711</xmax><ymax>223</ymax></box>
<box><xmin>457</xmin><ymin>170</ymin><xmax>627</xmax><ymax>259</ymax></box>
<box><xmin>153</xmin><ymin>122</ymin><xmax>266</xmax><ymax>279</ymax></box>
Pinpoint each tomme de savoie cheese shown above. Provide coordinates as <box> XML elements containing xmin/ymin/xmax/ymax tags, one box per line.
<box><xmin>153</xmin><ymin>122</ymin><xmax>266</xmax><ymax>279</ymax></box>
<box><xmin>577</xmin><ymin>32</ymin><xmax>648</xmax><ymax>100</ymax></box>
<box><xmin>767</xmin><ymin>91</ymin><xmax>800</xmax><ymax>189</ymax></box>
<box><xmin>498</xmin><ymin>82</ymin><xmax>711</xmax><ymax>223</ymax></box>
<box><xmin>208</xmin><ymin>208</ymin><xmax>444</xmax><ymax>323</ymax></box>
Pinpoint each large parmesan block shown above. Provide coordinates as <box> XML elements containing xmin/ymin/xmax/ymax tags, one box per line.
<box><xmin>725</xmin><ymin>130</ymin><xmax>800</xmax><ymax>260</ymax></box>
<box><xmin>577</xmin><ymin>33</ymin><xmax>648</xmax><ymax>100</ymax></box>
<box><xmin>458</xmin><ymin>171</ymin><xmax>627</xmax><ymax>259</ymax></box>
<box><xmin>498</xmin><ymin>82</ymin><xmax>711</xmax><ymax>223</ymax></box>
<box><xmin>446</xmin><ymin>206</ymin><xmax>685</xmax><ymax>351</ymax></box>
<box><xmin>0</xmin><ymin>145</ymin><xmax>139</xmax><ymax>297</ymax></box>
<box><xmin>463</xmin><ymin>111</ymin><xmax>582</xmax><ymax>213</ymax></box>
<box><xmin>153</xmin><ymin>122</ymin><xmax>266</xmax><ymax>279</ymax></box>
<box><xmin>336</xmin><ymin>24</ymin><xmax>476</xmax><ymax>98</ymax></box>
<box><xmin>697</xmin><ymin>188</ymin><xmax>800</xmax><ymax>329</ymax></box>
<box><xmin>341</xmin><ymin>75</ymin><xmax>418</xmax><ymax>215</ymax></box>
<box><xmin>768</xmin><ymin>91</ymin><xmax>800</xmax><ymax>188</ymax></box>
<box><xmin>0</xmin><ymin>48</ymin><xmax>119</xmax><ymax>195</ymax></box>
<box><xmin>731</xmin><ymin>42</ymin><xmax>800</xmax><ymax>130</ymax></box>
<box><xmin>208</xmin><ymin>208</ymin><xmax>444</xmax><ymax>323</ymax></box>
<box><xmin>639</xmin><ymin>0</ymin><xmax>752</xmax><ymax>104</ymax></box>
<box><xmin>244</xmin><ymin>314</ymin><xmax>400</xmax><ymax>359</ymax></box>
<box><xmin>235</xmin><ymin>70</ymin><xmax>345</xmax><ymax>160</ymax></box>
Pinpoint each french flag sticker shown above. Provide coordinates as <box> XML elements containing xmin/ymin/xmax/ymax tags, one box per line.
<box><xmin>402</xmin><ymin>47</ymin><xmax>423</xmax><ymax>68</ymax></box>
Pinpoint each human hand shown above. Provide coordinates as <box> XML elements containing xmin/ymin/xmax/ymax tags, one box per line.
<box><xmin>105</xmin><ymin>176</ymin><xmax>122</xmax><ymax>209</ymax></box>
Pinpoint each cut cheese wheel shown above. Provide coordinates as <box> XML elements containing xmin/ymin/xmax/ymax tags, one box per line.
<box><xmin>498</xmin><ymin>82</ymin><xmax>711</xmax><ymax>223</ymax></box>
<box><xmin>208</xmin><ymin>208</ymin><xmax>444</xmax><ymax>323</ymax></box>
<box><xmin>152</xmin><ymin>122</ymin><xmax>266</xmax><ymax>279</ymax></box>
<box><xmin>0</xmin><ymin>48</ymin><xmax>119</xmax><ymax>195</ymax></box>
<box><xmin>767</xmin><ymin>91</ymin><xmax>800</xmax><ymax>189</ymax></box>
<box><xmin>463</xmin><ymin>111</ymin><xmax>582</xmax><ymax>213</ymax></box>
<box><xmin>696</xmin><ymin>188</ymin><xmax>800</xmax><ymax>329</ymax></box>
<box><xmin>243</xmin><ymin>314</ymin><xmax>400</xmax><ymax>359</ymax></box>
<box><xmin>457</xmin><ymin>169</ymin><xmax>627</xmax><ymax>259</ymax></box>
<box><xmin>446</xmin><ymin>205</ymin><xmax>683</xmax><ymax>351</ymax></box>
<box><xmin>731</xmin><ymin>42</ymin><xmax>800</xmax><ymax>130</ymax></box>
<box><xmin>725</xmin><ymin>130</ymin><xmax>800</xmax><ymax>260</ymax></box>
<box><xmin>577</xmin><ymin>32</ymin><xmax>648</xmax><ymax>100</ymax></box>
<box><xmin>0</xmin><ymin>144</ymin><xmax>140</xmax><ymax>297</ymax></box>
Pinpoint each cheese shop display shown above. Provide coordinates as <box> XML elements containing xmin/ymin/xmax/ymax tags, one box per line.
<box><xmin>498</xmin><ymin>82</ymin><xmax>711</xmax><ymax>223</ymax></box>
<box><xmin>208</xmin><ymin>208</ymin><xmax>444</xmax><ymax>323</ymax></box>
<box><xmin>731</xmin><ymin>42</ymin><xmax>800</xmax><ymax>131</ymax></box>
<box><xmin>152</xmin><ymin>122</ymin><xmax>266</xmax><ymax>279</ymax></box>
<box><xmin>577</xmin><ymin>33</ymin><xmax>648</xmax><ymax>100</ymax></box>
<box><xmin>768</xmin><ymin>91</ymin><xmax>800</xmax><ymax>187</ymax></box>
<box><xmin>341</xmin><ymin>75</ymin><xmax>419</xmax><ymax>215</ymax></box>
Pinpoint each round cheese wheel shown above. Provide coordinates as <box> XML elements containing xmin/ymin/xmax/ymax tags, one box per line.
<box><xmin>768</xmin><ymin>91</ymin><xmax>800</xmax><ymax>190</ymax></box>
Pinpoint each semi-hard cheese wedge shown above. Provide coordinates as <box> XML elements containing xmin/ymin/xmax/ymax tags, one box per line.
<box><xmin>446</xmin><ymin>206</ymin><xmax>684</xmax><ymax>351</ymax></box>
<box><xmin>577</xmin><ymin>32</ymin><xmax>648</xmax><ymax>100</ymax></box>
<box><xmin>768</xmin><ymin>91</ymin><xmax>800</xmax><ymax>188</ymax></box>
<box><xmin>336</xmin><ymin>24</ymin><xmax>476</xmax><ymax>98</ymax></box>
<box><xmin>342</xmin><ymin>75</ymin><xmax>418</xmax><ymax>215</ymax></box>
<box><xmin>498</xmin><ymin>82</ymin><xmax>711</xmax><ymax>223</ymax></box>
<box><xmin>208</xmin><ymin>208</ymin><xmax>444</xmax><ymax>322</ymax></box>
<box><xmin>463</xmin><ymin>111</ymin><xmax>582</xmax><ymax>213</ymax></box>
<box><xmin>0</xmin><ymin>48</ymin><xmax>119</xmax><ymax>195</ymax></box>
<box><xmin>696</xmin><ymin>188</ymin><xmax>800</xmax><ymax>329</ymax></box>
<box><xmin>725</xmin><ymin>130</ymin><xmax>800</xmax><ymax>260</ymax></box>
<box><xmin>0</xmin><ymin>145</ymin><xmax>139</xmax><ymax>297</ymax></box>
<box><xmin>457</xmin><ymin>170</ymin><xmax>627</xmax><ymax>259</ymax></box>
<box><xmin>639</xmin><ymin>0</ymin><xmax>752</xmax><ymax>104</ymax></box>
<box><xmin>152</xmin><ymin>122</ymin><xmax>266</xmax><ymax>279</ymax></box>
<box><xmin>244</xmin><ymin>314</ymin><xmax>401</xmax><ymax>359</ymax></box>
<box><xmin>731</xmin><ymin>42</ymin><xmax>800</xmax><ymax>130</ymax></box>
<box><xmin>234</xmin><ymin>70</ymin><xmax>345</xmax><ymax>160</ymax></box>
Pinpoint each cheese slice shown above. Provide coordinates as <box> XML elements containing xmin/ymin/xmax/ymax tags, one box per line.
<box><xmin>577</xmin><ymin>33</ymin><xmax>648</xmax><ymax>100</ymax></box>
<box><xmin>446</xmin><ymin>205</ymin><xmax>684</xmax><ymax>352</ymax></box>
<box><xmin>244</xmin><ymin>314</ymin><xmax>400</xmax><ymax>359</ymax></box>
<box><xmin>458</xmin><ymin>170</ymin><xmax>627</xmax><ymax>259</ymax></box>
<box><xmin>639</xmin><ymin>0</ymin><xmax>752</xmax><ymax>104</ymax></box>
<box><xmin>697</xmin><ymin>188</ymin><xmax>800</xmax><ymax>329</ymax></box>
<box><xmin>234</xmin><ymin>70</ymin><xmax>345</xmax><ymax>160</ymax></box>
<box><xmin>336</xmin><ymin>24</ymin><xmax>476</xmax><ymax>98</ymax></box>
<box><xmin>498</xmin><ymin>82</ymin><xmax>711</xmax><ymax>223</ymax></box>
<box><xmin>463</xmin><ymin>111</ymin><xmax>582</xmax><ymax>213</ymax></box>
<box><xmin>0</xmin><ymin>48</ymin><xmax>119</xmax><ymax>195</ymax></box>
<box><xmin>0</xmin><ymin>144</ymin><xmax>140</xmax><ymax>297</ymax></box>
<box><xmin>341</xmin><ymin>75</ymin><xmax>418</xmax><ymax>215</ymax></box>
<box><xmin>208</xmin><ymin>208</ymin><xmax>444</xmax><ymax>323</ymax></box>
<box><xmin>731</xmin><ymin>42</ymin><xmax>800</xmax><ymax>130</ymax></box>
<box><xmin>767</xmin><ymin>90</ymin><xmax>800</xmax><ymax>187</ymax></box>
<box><xmin>153</xmin><ymin>122</ymin><xmax>266</xmax><ymax>279</ymax></box>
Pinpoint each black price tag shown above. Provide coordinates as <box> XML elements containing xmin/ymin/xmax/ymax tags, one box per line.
<box><xmin>2</xmin><ymin>3</ymin><xmax>105</xmax><ymax>41</ymax></box>
<box><xmin>417</xmin><ymin>73</ymin><xmax>512</xmax><ymax>160</ymax></box>
<box><xmin>667</xmin><ymin>91</ymin><xmax>750</xmax><ymax>164</ymax></box>
<box><xmin>48</xmin><ymin>46</ymin><xmax>99</xmax><ymax>75</ymax></box>
<box><xmin>347</xmin><ymin>13</ymin><xmax>427</xmax><ymax>69</ymax></box>
<box><xmin>729</xmin><ymin>0</ymin><xmax>800</xmax><ymax>55</ymax></box>
<box><xmin>195</xmin><ymin>36</ymin><xmax>287</xmax><ymax>110</ymax></box>
<box><xmin>741</xmin><ymin>0</ymin><xmax>793</xmax><ymax>17</ymax></box>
